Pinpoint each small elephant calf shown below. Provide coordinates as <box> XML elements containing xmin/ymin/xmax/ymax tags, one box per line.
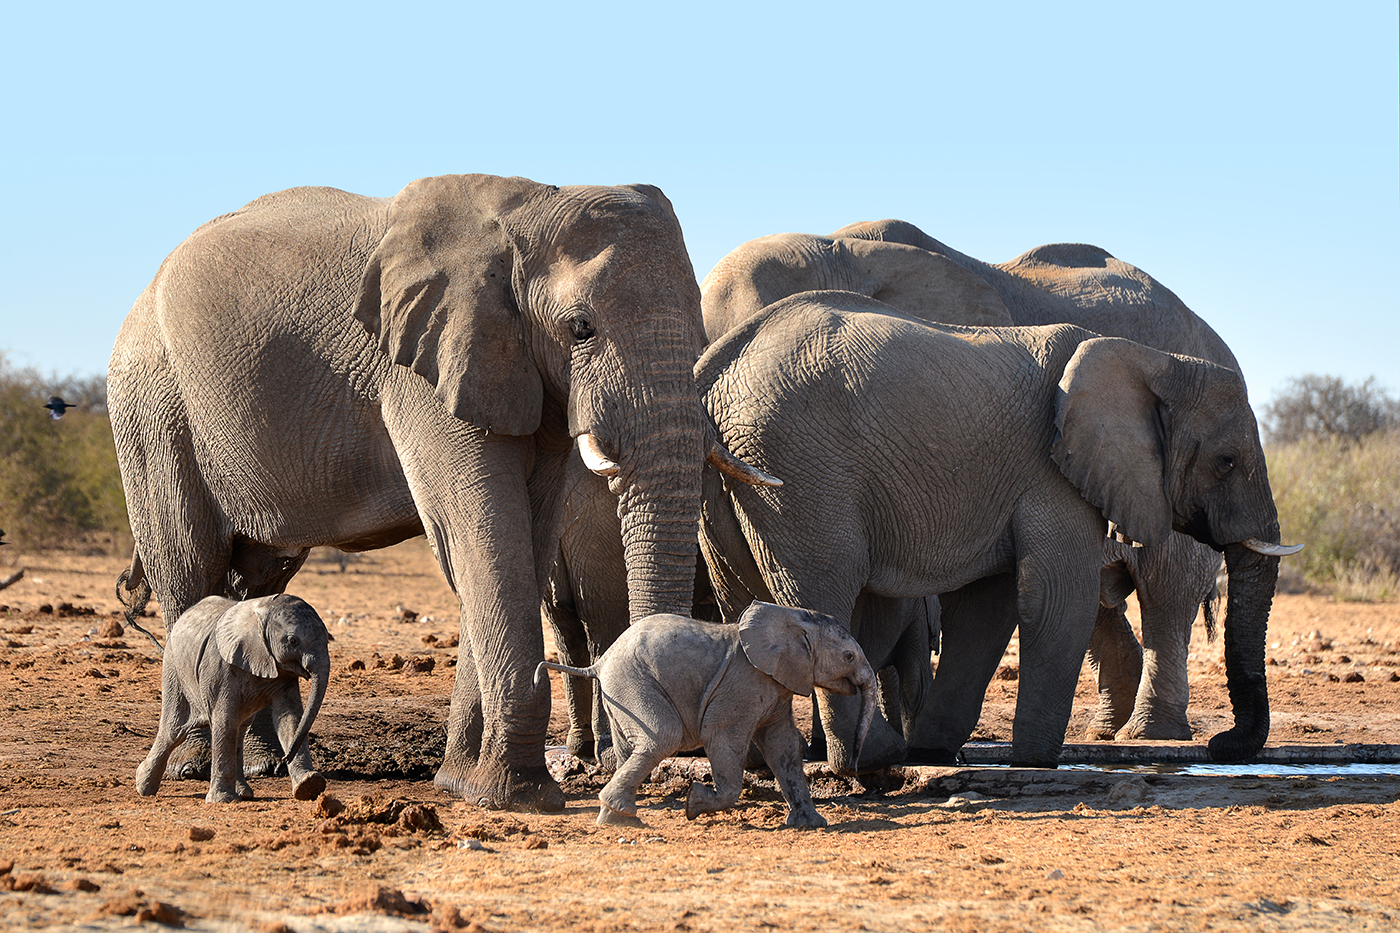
<box><xmin>136</xmin><ymin>594</ymin><xmax>331</xmax><ymax>803</ymax></box>
<box><xmin>536</xmin><ymin>602</ymin><xmax>877</xmax><ymax>828</ymax></box>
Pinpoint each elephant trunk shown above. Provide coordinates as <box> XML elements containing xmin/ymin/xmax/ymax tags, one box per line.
<box><xmin>618</xmin><ymin>456</ymin><xmax>704</xmax><ymax>621</ymax></box>
<box><xmin>851</xmin><ymin>658</ymin><xmax>879</xmax><ymax>773</ymax></box>
<box><xmin>1206</xmin><ymin>542</ymin><xmax>1280</xmax><ymax>762</ymax></box>
<box><xmin>281</xmin><ymin>660</ymin><xmax>330</xmax><ymax>765</ymax></box>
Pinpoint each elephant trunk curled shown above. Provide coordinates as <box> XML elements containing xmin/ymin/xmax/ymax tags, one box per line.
<box><xmin>281</xmin><ymin>660</ymin><xmax>330</xmax><ymax>765</ymax></box>
<box><xmin>1207</xmin><ymin>543</ymin><xmax>1280</xmax><ymax>762</ymax></box>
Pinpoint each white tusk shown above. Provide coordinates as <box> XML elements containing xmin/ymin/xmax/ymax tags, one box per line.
<box><xmin>1241</xmin><ymin>537</ymin><xmax>1305</xmax><ymax>557</ymax></box>
<box><xmin>708</xmin><ymin>442</ymin><xmax>783</xmax><ymax>487</ymax></box>
<box><xmin>577</xmin><ymin>433</ymin><xmax>620</xmax><ymax>477</ymax></box>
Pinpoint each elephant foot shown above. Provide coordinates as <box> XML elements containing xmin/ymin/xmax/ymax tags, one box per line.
<box><xmin>783</xmin><ymin>806</ymin><xmax>827</xmax><ymax>829</ymax></box>
<box><xmin>135</xmin><ymin>760</ymin><xmax>162</xmax><ymax>796</ymax></box>
<box><xmin>1116</xmin><ymin>713</ymin><xmax>1192</xmax><ymax>742</ymax></box>
<box><xmin>242</xmin><ymin>727</ymin><xmax>288</xmax><ymax>778</ymax></box>
<box><xmin>1083</xmin><ymin>723</ymin><xmax>1121</xmax><ymax>741</ymax></box>
<box><xmin>596</xmin><ymin>804</ymin><xmax>644</xmax><ymax>828</ymax></box>
<box><xmin>566</xmin><ymin>731</ymin><xmax>596</xmax><ymax>762</ymax></box>
<box><xmin>206</xmin><ymin>785</ymin><xmax>248</xmax><ymax>804</ymax></box>
<box><xmin>903</xmin><ymin>746</ymin><xmax>961</xmax><ymax>766</ymax></box>
<box><xmin>293</xmin><ymin>771</ymin><xmax>326</xmax><ymax>801</ymax></box>
<box><xmin>434</xmin><ymin>760</ymin><xmax>565</xmax><ymax>812</ymax></box>
<box><xmin>1207</xmin><ymin>725</ymin><xmax>1267</xmax><ymax>763</ymax></box>
<box><xmin>165</xmin><ymin>731</ymin><xmax>212</xmax><ymax>782</ymax></box>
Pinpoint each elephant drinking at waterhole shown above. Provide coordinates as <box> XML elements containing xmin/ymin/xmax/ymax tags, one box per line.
<box><xmin>696</xmin><ymin>292</ymin><xmax>1300</xmax><ymax>771</ymax></box>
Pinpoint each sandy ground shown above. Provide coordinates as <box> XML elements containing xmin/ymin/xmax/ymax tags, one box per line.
<box><xmin>1</xmin><ymin>539</ymin><xmax>1397</xmax><ymax>932</ymax></box>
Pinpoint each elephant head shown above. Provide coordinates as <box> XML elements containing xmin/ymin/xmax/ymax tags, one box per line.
<box><xmin>1052</xmin><ymin>337</ymin><xmax>1301</xmax><ymax>760</ymax></box>
<box><xmin>700</xmin><ymin>231</ymin><xmax>1013</xmax><ymax>341</ymax></box>
<box><xmin>215</xmin><ymin>594</ymin><xmax>331</xmax><ymax>763</ymax></box>
<box><xmin>353</xmin><ymin>175</ymin><xmax>769</xmax><ymax>621</ymax></box>
<box><xmin>737</xmin><ymin>601</ymin><xmax>878</xmax><ymax>764</ymax></box>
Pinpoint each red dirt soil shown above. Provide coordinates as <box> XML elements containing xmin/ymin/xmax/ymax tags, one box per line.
<box><xmin>1</xmin><ymin>541</ymin><xmax>1397</xmax><ymax>931</ymax></box>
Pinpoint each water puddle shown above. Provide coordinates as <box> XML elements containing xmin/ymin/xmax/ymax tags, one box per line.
<box><xmin>1065</xmin><ymin>761</ymin><xmax>1399</xmax><ymax>778</ymax></box>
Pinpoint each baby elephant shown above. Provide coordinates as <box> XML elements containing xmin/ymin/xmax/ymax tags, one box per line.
<box><xmin>136</xmin><ymin>594</ymin><xmax>331</xmax><ymax>803</ymax></box>
<box><xmin>536</xmin><ymin>602</ymin><xmax>877</xmax><ymax>829</ymax></box>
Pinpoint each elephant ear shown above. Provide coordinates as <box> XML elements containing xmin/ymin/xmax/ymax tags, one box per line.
<box><xmin>354</xmin><ymin>174</ymin><xmax>547</xmax><ymax>435</ymax></box>
<box><xmin>1052</xmin><ymin>337</ymin><xmax>1175</xmax><ymax>548</ymax></box>
<box><xmin>214</xmin><ymin>600</ymin><xmax>278</xmax><ymax>679</ymax></box>
<box><xmin>737</xmin><ymin>602</ymin><xmax>815</xmax><ymax>697</ymax></box>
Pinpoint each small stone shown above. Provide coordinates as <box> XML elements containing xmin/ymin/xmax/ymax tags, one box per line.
<box><xmin>993</xmin><ymin>665</ymin><xmax>1018</xmax><ymax>681</ymax></box>
<box><xmin>347</xmin><ymin>659</ymin><xmax>365</xmax><ymax>671</ymax></box>
<box><xmin>63</xmin><ymin>877</ymin><xmax>100</xmax><ymax>892</ymax></box>
<box><xmin>524</xmin><ymin>836</ymin><xmax>548</xmax><ymax>850</ymax></box>
<box><xmin>188</xmin><ymin>826</ymin><xmax>215</xmax><ymax>842</ymax></box>
<box><xmin>1387</xmin><ymin>672</ymin><xmax>1400</xmax><ymax>683</ymax></box>
<box><xmin>456</xmin><ymin>838</ymin><xmax>486</xmax><ymax>851</ymax></box>
<box><xmin>96</xmin><ymin>619</ymin><xmax>124</xmax><ymax>638</ymax></box>
<box><xmin>1047</xmin><ymin>868</ymin><xmax>1065</xmax><ymax>880</ymax></box>
<box><xmin>1344</xmin><ymin>672</ymin><xmax>1365</xmax><ymax>683</ymax></box>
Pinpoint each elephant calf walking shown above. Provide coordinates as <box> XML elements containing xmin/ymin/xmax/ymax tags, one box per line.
<box><xmin>536</xmin><ymin>603</ymin><xmax>877</xmax><ymax>828</ymax></box>
<box><xmin>136</xmin><ymin>594</ymin><xmax>331</xmax><ymax>803</ymax></box>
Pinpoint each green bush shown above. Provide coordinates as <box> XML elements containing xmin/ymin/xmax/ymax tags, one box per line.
<box><xmin>0</xmin><ymin>356</ymin><xmax>129</xmax><ymax>551</ymax></box>
<box><xmin>1266</xmin><ymin>430</ymin><xmax>1400</xmax><ymax>601</ymax></box>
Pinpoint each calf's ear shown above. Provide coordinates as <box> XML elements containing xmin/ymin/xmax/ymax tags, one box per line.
<box><xmin>215</xmin><ymin>600</ymin><xmax>279</xmax><ymax>679</ymax></box>
<box><xmin>737</xmin><ymin>602</ymin><xmax>815</xmax><ymax>696</ymax></box>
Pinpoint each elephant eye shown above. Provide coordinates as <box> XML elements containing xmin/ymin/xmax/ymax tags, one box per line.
<box><xmin>1215</xmin><ymin>454</ymin><xmax>1238</xmax><ymax>479</ymax></box>
<box><xmin>569</xmin><ymin>315</ymin><xmax>596</xmax><ymax>342</ymax></box>
<box><xmin>843</xmin><ymin>650</ymin><xmax>855</xmax><ymax>663</ymax></box>
<box><xmin>286</xmin><ymin>634</ymin><xmax>299</xmax><ymax>648</ymax></box>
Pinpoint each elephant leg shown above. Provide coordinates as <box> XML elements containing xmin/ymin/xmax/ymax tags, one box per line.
<box><xmin>272</xmin><ymin>683</ymin><xmax>326</xmax><ymax>801</ymax></box>
<box><xmin>805</xmin><ymin>694</ymin><xmax>827</xmax><ymax>761</ymax></box>
<box><xmin>805</xmin><ymin>592</ymin><xmax>906</xmax><ymax>774</ymax></box>
<box><xmin>1083</xmin><ymin>601</ymin><xmax>1144</xmax><ymax>740</ymax></box>
<box><xmin>542</xmin><ymin>597</ymin><xmax>596</xmax><ymax>760</ymax></box>
<box><xmin>687</xmin><ymin>734</ymin><xmax>748</xmax><ymax>821</ymax></box>
<box><xmin>1010</xmin><ymin>529</ymin><xmax>1103</xmax><ymax>767</ymax></box>
<box><xmin>136</xmin><ymin>673</ymin><xmax>192</xmax><ymax>796</ymax></box>
<box><xmin>207</xmin><ymin>698</ymin><xmax>248</xmax><ymax>803</ymax></box>
<box><xmin>920</xmin><ymin>574</ymin><xmax>1020</xmax><ymax>763</ymax></box>
<box><xmin>395</xmin><ymin>424</ymin><xmax>561</xmax><ymax>812</ymax></box>
<box><xmin>597</xmin><ymin>743</ymin><xmax>666</xmax><ymax>827</ymax></box>
<box><xmin>1118</xmin><ymin>538</ymin><xmax>1219</xmax><ymax>740</ymax></box>
<box><xmin>889</xmin><ymin>597</ymin><xmax>941</xmax><ymax>761</ymax></box>
<box><xmin>753</xmin><ymin>713</ymin><xmax>824</xmax><ymax>829</ymax></box>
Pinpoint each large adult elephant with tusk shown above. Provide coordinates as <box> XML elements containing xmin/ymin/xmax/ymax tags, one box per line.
<box><xmin>108</xmin><ymin>174</ymin><xmax>773</xmax><ymax>812</ymax></box>
<box><xmin>701</xmin><ymin>220</ymin><xmax>1300</xmax><ymax>757</ymax></box>
<box><xmin>696</xmin><ymin>293</ymin><xmax>1301</xmax><ymax>770</ymax></box>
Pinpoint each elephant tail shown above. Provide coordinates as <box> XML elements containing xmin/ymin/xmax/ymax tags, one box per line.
<box><xmin>534</xmin><ymin>659</ymin><xmax>599</xmax><ymax>689</ymax></box>
<box><xmin>116</xmin><ymin>549</ymin><xmax>164</xmax><ymax>655</ymax></box>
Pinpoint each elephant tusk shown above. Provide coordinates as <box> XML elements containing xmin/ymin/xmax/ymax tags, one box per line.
<box><xmin>708</xmin><ymin>442</ymin><xmax>783</xmax><ymax>487</ymax></box>
<box><xmin>577</xmin><ymin>433</ymin><xmax>621</xmax><ymax>477</ymax></box>
<box><xmin>1241</xmin><ymin>537</ymin><xmax>1305</xmax><ymax>557</ymax></box>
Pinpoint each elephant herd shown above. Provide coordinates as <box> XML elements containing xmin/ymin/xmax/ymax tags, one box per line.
<box><xmin>107</xmin><ymin>173</ymin><xmax>1300</xmax><ymax>814</ymax></box>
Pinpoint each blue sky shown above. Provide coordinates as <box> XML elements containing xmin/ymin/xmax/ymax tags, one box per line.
<box><xmin>3</xmin><ymin>2</ymin><xmax>1395</xmax><ymax>416</ymax></box>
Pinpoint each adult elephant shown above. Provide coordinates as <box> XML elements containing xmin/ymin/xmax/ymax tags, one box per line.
<box><xmin>541</xmin><ymin>248</ymin><xmax>1002</xmax><ymax>763</ymax></box>
<box><xmin>108</xmin><ymin>174</ymin><xmax>771</xmax><ymax>812</ymax></box>
<box><xmin>700</xmin><ymin>221</ymin><xmax>1242</xmax><ymax>744</ymax></box>
<box><xmin>697</xmin><ymin>292</ymin><xmax>1298</xmax><ymax>770</ymax></box>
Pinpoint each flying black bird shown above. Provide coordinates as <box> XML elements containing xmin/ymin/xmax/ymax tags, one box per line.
<box><xmin>44</xmin><ymin>396</ymin><xmax>75</xmax><ymax>419</ymax></box>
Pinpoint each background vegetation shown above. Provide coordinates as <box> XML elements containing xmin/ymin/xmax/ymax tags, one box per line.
<box><xmin>0</xmin><ymin>361</ymin><xmax>1395</xmax><ymax>601</ymax></box>
<box><xmin>0</xmin><ymin>356</ymin><xmax>128</xmax><ymax>553</ymax></box>
<box><xmin>1262</xmin><ymin>375</ymin><xmax>1400</xmax><ymax>601</ymax></box>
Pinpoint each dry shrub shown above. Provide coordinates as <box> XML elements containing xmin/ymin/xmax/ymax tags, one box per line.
<box><xmin>1266</xmin><ymin>430</ymin><xmax>1400</xmax><ymax>600</ymax></box>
